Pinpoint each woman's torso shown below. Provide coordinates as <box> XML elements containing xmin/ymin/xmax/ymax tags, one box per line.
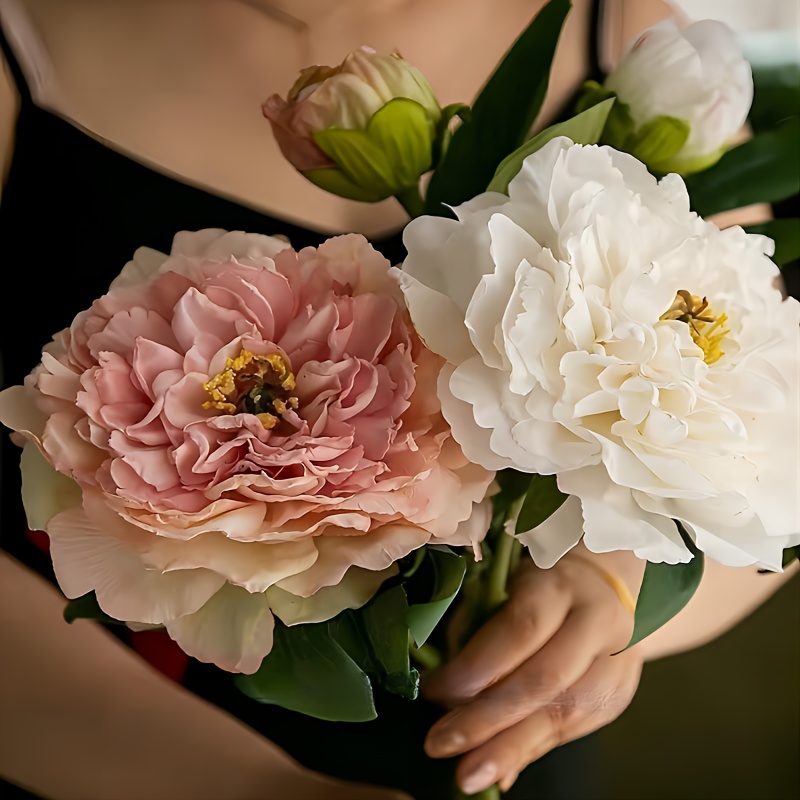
<box><xmin>0</xmin><ymin>2</ymin><xmax>672</xmax><ymax>798</ymax></box>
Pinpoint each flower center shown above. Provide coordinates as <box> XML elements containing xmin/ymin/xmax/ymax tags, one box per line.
<box><xmin>660</xmin><ymin>290</ymin><xmax>729</xmax><ymax>365</ymax></box>
<box><xmin>202</xmin><ymin>350</ymin><xmax>299</xmax><ymax>429</ymax></box>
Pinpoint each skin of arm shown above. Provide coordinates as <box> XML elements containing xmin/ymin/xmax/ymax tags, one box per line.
<box><xmin>0</xmin><ymin>552</ymin><xmax>413</xmax><ymax>800</ymax></box>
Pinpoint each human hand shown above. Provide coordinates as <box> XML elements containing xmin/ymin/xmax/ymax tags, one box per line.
<box><xmin>422</xmin><ymin>546</ymin><xmax>646</xmax><ymax>795</ymax></box>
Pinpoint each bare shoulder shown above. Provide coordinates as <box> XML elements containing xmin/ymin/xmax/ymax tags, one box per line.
<box><xmin>0</xmin><ymin>50</ymin><xmax>19</xmax><ymax>195</ymax></box>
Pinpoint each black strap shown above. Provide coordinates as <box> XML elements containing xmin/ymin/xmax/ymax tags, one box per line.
<box><xmin>0</xmin><ymin>12</ymin><xmax>33</xmax><ymax>105</ymax></box>
<box><xmin>588</xmin><ymin>0</ymin><xmax>606</xmax><ymax>83</ymax></box>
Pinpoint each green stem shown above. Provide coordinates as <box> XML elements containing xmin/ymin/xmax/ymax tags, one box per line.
<box><xmin>484</xmin><ymin>492</ymin><xmax>525</xmax><ymax>613</ymax></box>
<box><xmin>396</xmin><ymin>185</ymin><xmax>425</xmax><ymax>218</ymax></box>
<box><xmin>485</xmin><ymin>529</ymin><xmax>516</xmax><ymax>612</ymax></box>
<box><xmin>409</xmin><ymin>633</ymin><xmax>443</xmax><ymax>670</ymax></box>
<box><xmin>453</xmin><ymin>785</ymin><xmax>502</xmax><ymax>800</ymax></box>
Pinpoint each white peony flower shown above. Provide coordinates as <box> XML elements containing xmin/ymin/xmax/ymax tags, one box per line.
<box><xmin>396</xmin><ymin>137</ymin><xmax>800</xmax><ymax>570</ymax></box>
<box><xmin>603</xmin><ymin>18</ymin><xmax>753</xmax><ymax>174</ymax></box>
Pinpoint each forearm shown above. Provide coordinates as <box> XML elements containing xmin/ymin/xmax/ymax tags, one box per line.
<box><xmin>0</xmin><ymin>552</ymin><xmax>407</xmax><ymax>800</ymax></box>
<box><xmin>636</xmin><ymin>555</ymin><xmax>799</xmax><ymax>662</ymax></box>
<box><xmin>569</xmin><ymin>541</ymin><xmax>799</xmax><ymax>662</ymax></box>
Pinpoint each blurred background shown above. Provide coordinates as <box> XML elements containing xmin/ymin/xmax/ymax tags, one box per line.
<box><xmin>596</xmin><ymin>575</ymin><xmax>799</xmax><ymax>800</ymax></box>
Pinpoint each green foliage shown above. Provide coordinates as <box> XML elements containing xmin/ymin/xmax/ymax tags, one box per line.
<box><xmin>235</xmin><ymin>545</ymin><xmax>469</xmax><ymax>721</ymax></box>
<box><xmin>749</xmin><ymin>62</ymin><xmax>800</xmax><ymax>134</ymax></box>
<box><xmin>311</xmin><ymin>97</ymin><xmax>435</xmax><ymax>200</ymax></box>
<box><xmin>423</xmin><ymin>0</ymin><xmax>571</xmax><ymax>215</ymax></box>
<box><xmin>433</xmin><ymin>102</ymin><xmax>471</xmax><ymax>166</ymax></box>
<box><xmin>236</xmin><ymin>620</ymin><xmax>378</xmax><ymax>722</ymax></box>
<box><xmin>781</xmin><ymin>546</ymin><xmax>799</xmax><ymax>570</ymax></box>
<box><xmin>515</xmin><ymin>473</ymin><xmax>568</xmax><ymax>534</ymax></box>
<box><xmin>684</xmin><ymin>117</ymin><xmax>800</xmax><ymax>218</ymax></box>
<box><xmin>626</xmin><ymin>524</ymin><xmax>704</xmax><ymax>650</ymax></box>
<box><xmin>406</xmin><ymin>546</ymin><xmax>467</xmax><ymax>647</ymax></box>
<box><xmin>63</xmin><ymin>592</ymin><xmax>124</xmax><ymax>626</ymax></box>
<box><xmin>745</xmin><ymin>218</ymin><xmax>800</xmax><ymax>267</ymax></box>
<box><xmin>626</xmin><ymin>115</ymin><xmax>691</xmax><ymax>173</ymax></box>
<box><xmin>487</xmin><ymin>98</ymin><xmax>615</xmax><ymax>193</ymax></box>
<box><xmin>360</xmin><ymin>586</ymin><xmax>419</xmax><ymax>699</ymax></box>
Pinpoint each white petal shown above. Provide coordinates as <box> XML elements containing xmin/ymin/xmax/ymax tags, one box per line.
<box><xmin>143</xmin><ymin>533</ymin><xmax>319</xmax><ymax>593</ymax></box>
<box><xmin>392</xmin><ymin>268</ymin><xmax>474</xmax><ymax>364</ymax></box>
<box><xmin>166</xmin><ymin>583</ymin><xmax>274</xmax><ymax>674</ymax></box>
<box><xmin>48</xmin><ymin>505</ymin><xmax>225</xmax><ymax>623</ymax></box>
<box><xmin>517</xmin><ymin>493</ymin><xmax>584</xmax><ymax>569</ymax></box>
<box><xmin>170</xmin><ymin>229</ymin><xmax>290</xmax><ymax>261</ymax></box>
<box><xmin>560</xmin><ymin>468</ymin><xmax>690</xmax><ymax>564</ymax></box>
<box><xmin>0</xmin><ymin>385</ymin><xmax>48</xmax><ymax>440</ymax></box>
<box><xmin>267</xmin><ymin>565</ymin><xmax>397</xmax><ymax>626</ymax></box>
<box><xmin>109</xmin><ymin>246</ymin><xmax>169</xmax><ymax>291</ymax></box>
<box><xmin>275</xmin><ymin>524</ymin><xmax>429</xmax><ymax>597</ymax></box>
<box><xmin>20</xmin><ymin>442</ymin><xmax>82</xmax><ymax>531</ymax></box>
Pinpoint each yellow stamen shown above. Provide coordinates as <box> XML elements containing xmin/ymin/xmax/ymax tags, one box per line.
<box><xmin>660</xmin><ymin>291</ymin><xmax>730</xmax><ymax>365</ymax></box>
<box><xmin>203</xmin><ymin>350</ymin><xmax>299</xmax><ymax>428</ymax></box>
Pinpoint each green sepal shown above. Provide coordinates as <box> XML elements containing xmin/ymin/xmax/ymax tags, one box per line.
<box><xmin>514</xmin><ymin>473</ymin><xmax>568</xmax><ymax>534</ymax></box>
<box><xmin>368</xmin><ymin>97</ymin><xmax>436</xmax><ymax>187</ymax></box>
<box><xmin>301</xmin><ymin>166</ymin><xmax>386</xmax><ymax>203</ymax></box>
<box><xmin>311</xmin><ymin>97</ymin><xmax>434</xmax><ymax>201</ymax></box>
<box><xmin>684</xmin><ymin>116</ymin><xmax>800</xmax><ymax>218</ymax></box>
<box><xmin>406</xmin><ymin>545</ymin><xmax>466</xmax><ymax>647</ymax></box>
<box><xmin>488</xmin><ymin>97</ymin><xmax>615</xmax><ymax>193</ymax></box>
<box><xmin>423</xmin><ymin>0</ymin><xmax>571</xmax><ymax>215</ymax></box>
<box><xmin>573</xmin><ymin>81</ymin><xmax>636</xmax><ymax>160</ymax></box>
<box><xmin>625</xmin><ymin>523</ymin><xmax>704</xmax><ymax>651</ymax></box>
<box><xmin>626</xmin><ymin>115</ymin><xmax>691</xmax><ymax>173</ymax></box>
<box><xmin>745</xmin><ymin>218</ymin><xmax>800</xmax><ymax>267</ymax></box>
<box><xmin>360</xmin><ymin>585</ymin><xmax>419</xmax><ymax>700</ymax></box>
<box><xmin>574</xmin><ymin>79</ymin><xmax>615</xmax><ymax>114</ymax></box>
<box><xmin>63</xmin><ymin>592</ymin><xmax>125</xmax><ymax>626</ymax></box>
<box><xmin>235</xmin><ymin>620</ymin><xmax>377</xmax><ymax>722</ymax></box>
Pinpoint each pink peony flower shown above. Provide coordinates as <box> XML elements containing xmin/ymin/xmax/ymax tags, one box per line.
<box><xmin>0</xmin><ymin>229</ymin><xmax>493</xmax><ymax>673</ymax></box>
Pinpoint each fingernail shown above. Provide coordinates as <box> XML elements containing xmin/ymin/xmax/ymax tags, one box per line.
<box><xmin>425</xmin><ymin>727</ymin><xmax>467</xmax><ymax>756</ymax></box>
<box><xmin>460</xmin><ymin>762</ymin><xmax>497</xmax><ymax>795</ymax></box>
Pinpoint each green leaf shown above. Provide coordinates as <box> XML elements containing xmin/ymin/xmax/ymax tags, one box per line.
<box><xmin>781</xmin><ymin>546</ymin><xmax>800</xmax><ymax>569</ymax></box>
<box><xmin>495</xmin><ymin>468</ymin><xmax>533</xmax><ymax>504</ymax></box>
<box><xmin>488</xmin><ymin>97</ymin><xmax>615</xmax><ymax>193</ymax></box>
<box><xmin>749</xmin><ymin>63</ymin><xmax>800</xmax><ymax>134</ymax></box>
<box><xmin>423</xmin><ymin>0</ymin><xmax>571</xmax><ymax>215</ymax></box>
<box><xmin>627</xmin><ymin>115</ymin><xmax>690</xmax><ymax>172</ymax></box>
<box><xmin>433</xmin><ymin>102</ymin><xmax>471</xmax><ymax>166</ymax></box>
<box><xmin>574</xmin><ymin>79</ymin><xmax>615</xmax><ymax>115</ymax></box>
<box><xmin>744</xmin><ymin>218</ymin><xmax>800</xmax><ymax>267</ymax></box>
<box><xmin>360</xmin><ymin>585</ymin><xmax>419</xmax><ymax>699</ymax></box>
<box><xmin>626</xmin><ymin>524</ymin><xmax>704</xmax><ymax>650</ymax></box>
<box><xmin>63</xmin><ymin>592</ymin><xmax>125</xmax><ymax>626</ymax></box>
<box><xmin>684</xmin><ymin>117</ymin><xmax>800</xmax><ymax>218</ymax></box>
<box><xmin>406</xmin><ymin>546</ymin><xmax>466</xmax><ymax>646</ymax></box>
<box><xmin>327</xmin><ymin>611</ymin><xmax>378</xmax><ymax>676</ymax></box>
<box><xmin>515</xmin><ymin>473</ymin><xmax>568</xmax><ymax>534</ymax></box>
<box><xmin>236</xmin><ymin>621</ymin><xmax>376</xmax><ymax>722</ymax></box>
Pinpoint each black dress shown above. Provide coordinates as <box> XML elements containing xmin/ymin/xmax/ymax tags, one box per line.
<box><xmin>0</xmin><ymin>21</ymin><xmax>602</xmax><ymax>800</ymax></box>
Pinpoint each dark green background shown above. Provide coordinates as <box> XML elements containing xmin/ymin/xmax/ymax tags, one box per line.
<box><xmin>596</xmin><ymin>574</ymin><xmax>799</xmax><ymax>800</ymax></box>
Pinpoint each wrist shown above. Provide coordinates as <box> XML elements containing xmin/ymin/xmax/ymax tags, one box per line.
<box><xmin>568</xmin><ymin>542</ymin><xmax>647</xmax><ymax>608</ymax></box>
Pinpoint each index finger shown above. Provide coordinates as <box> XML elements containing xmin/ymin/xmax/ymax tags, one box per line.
<box><xmin>421</xmin><ymin>569</ymin><xmax>571</xmax><ymax>706</ymax></box>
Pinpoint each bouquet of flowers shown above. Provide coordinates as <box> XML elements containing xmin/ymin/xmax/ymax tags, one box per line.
<box><xmin>1</xmin><ymin>1</ymin><xmax>797</xmax><ymax>798</ymax></box>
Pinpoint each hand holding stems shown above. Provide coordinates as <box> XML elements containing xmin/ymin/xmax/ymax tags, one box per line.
<box><xmin>423</xmin><ymin>541</ymin><xmax>646</xmax><ymax>796</ymax></box>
